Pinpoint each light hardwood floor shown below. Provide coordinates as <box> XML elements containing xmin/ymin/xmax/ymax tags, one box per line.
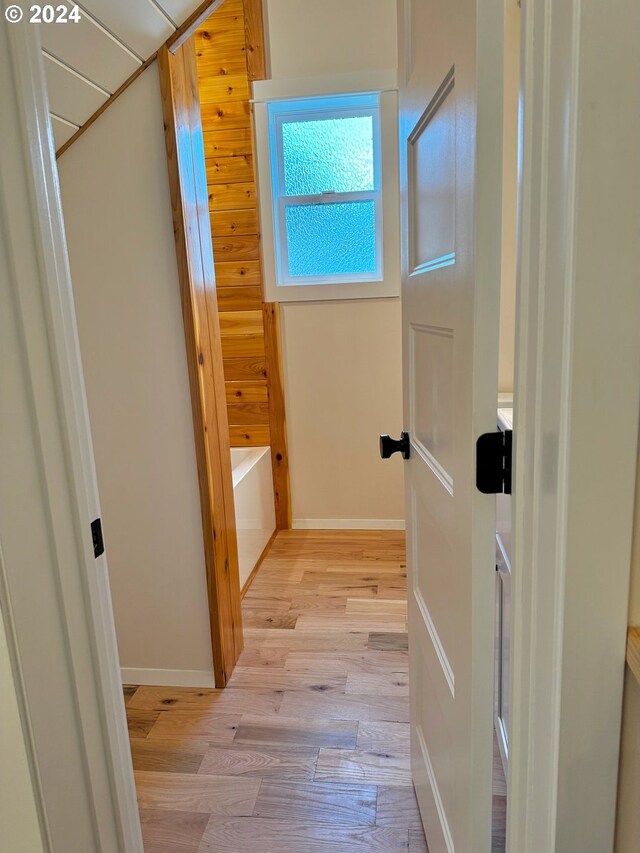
<box><xmin>125</xmin><ymin>529</ymin><xmax>505</xmax><ymax>851</ymax></box>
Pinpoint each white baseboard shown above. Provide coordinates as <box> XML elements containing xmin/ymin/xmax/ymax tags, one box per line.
<box><xmin>121</xmin><ymin>668</ymin><xmax>215</xmax><ymax>688</ymax></box>
<box><xmin>292</xmin><ymin>518</ymin><xmax>406</xmax><ymax>530</ymax></box>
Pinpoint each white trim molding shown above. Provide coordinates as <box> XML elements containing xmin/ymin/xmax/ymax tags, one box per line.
<box><xmin>121</xmin><ymin>668</ymin><xmax>215</xmax><ymax>689</ymax></box>
<box><xmin>508</xmin><ymin>0</ymin><xmax>640</xmax><ymax>850</ymax></box>
<box><xmin>292</xmin><ymin>519</ymin><xmax>406</xmax><ymax>531</ymax></box>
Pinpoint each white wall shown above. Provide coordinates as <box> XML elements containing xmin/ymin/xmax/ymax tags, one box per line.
<box><xmin>264</xmin><ymin>0</ymin><xmax>405</xmax><ymax>526</ymax></box>
<box><xmin>265</xmin><ymin>0</ymin><xmax>398</xmax><ymax>80</ymax></box>
<box><xmin>57</xmin><ymin>64</ymin><xmax>214</xmax><ymax>684</ymax></box>
<box><xmin>0</xmin><ymin>609</ymin><xmax>45</xmax><ymax>853</ymax></box>
<box><xmin>281</xmin><ymin>299</ymin><xmax>405</xmax><ymax>526</ymax></box>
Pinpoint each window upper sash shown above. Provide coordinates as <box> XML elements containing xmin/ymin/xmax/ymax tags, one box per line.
<box><xmin>271</xmin><ymin>105</ymin><xmax>382</xmax><ymax>198</ymax></box>
<box><xmin>277</xmin><ymin>190</ymin><xmax>380</xmax><ymax>207</ymax></box>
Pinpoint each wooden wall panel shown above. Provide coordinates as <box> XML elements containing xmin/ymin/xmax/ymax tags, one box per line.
<box><xmin>222</xmin><ymin>356</ymin><xmax>267</xmax><ymax>380</ymax></box>
<box><xmin>208</xmin><ymin>182</ymin><xmax>257</xmax><ymax>211</ymax></box>
<box><xmin>212</xmin><ymin>235</ymin><xmax>260</xmax><ymax>261</ymax></box>
<box><xmin>196</xmin><ymin>0</ymin><xmax>265</xmax><ymax>438</ymax></box>
<box><xmin>219</xmin><ymin>309</ymin><xmax>264</xmax><ymax>334</ymax></box>
<box><xmin>220</xmin><ymin>333</ymin><xmax>265</xmax><ymax>359</ymax></box>
<box><xmin>195</xmin><ymin>0</ymin><xmax>290</xmax><ymax>529</ymax></box>
<box><xmin>204</xmin><ymin>127</ymin><xmax>253</xmax><ymax>158</ymax></box>
<box><xmin>215</xmin><ymin>260</ymin><xmax>261</xmax><ymax>286</ymax></box>
<box><xmin>198</xmin><ymin>74</ymin><xmax>250</xmax><ymax>105</ymax></box>
<box><xmin>263</xmin><ymin>302</ymin><xmax>291</xmax><ymax>528</ymax></box>
<box><xmin>206</xmin><ymin>155</ymin><xmax>254</xmax><ymax>184</ymax></box>
<box><xmin>212</xmin><ymin>0</ymin><xmax>244</xmax><ymax>16</ymax></box>
<box><xmin>225</xmin><ymin>381</ymin><xmax>268</xmax><ymax>402</ymax></box>
<box><xmin>216</xmin><ymin>284</ymin><xmax>263</xmax><ymax>311</ymax></box>
<box><xmin>200</xmin><ymin>100</ymin><xmax>251</xmax><ymax>130</ymax></box>
<box><xmin>227</xmin><ymin>402</ymin><xmax>270</xmax><ymax>424</ymax></box>
<box><xmin>228</xmin><ymin>424</ymin><xmax>271</xmax><ymax>446</ymax></box>
<box><xmin>210</xmin><ymin>208</ymin><xmax>259</xmax><ymax>237</ymax></box>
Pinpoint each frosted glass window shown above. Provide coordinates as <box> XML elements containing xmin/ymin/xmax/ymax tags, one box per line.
<box><xmin>268</xmin><ymin>94</ymin><xmax>383</xmax><ymax>286</ymax></box>
<box><xmin>282</xmin><ymin>116</ymin><xmax>374</xmax><ymax>196</ymax></box>
<box><xmin>285</xmin><ymin>202</ymin><xmax>377</xmax><ymax>277</ymax></box>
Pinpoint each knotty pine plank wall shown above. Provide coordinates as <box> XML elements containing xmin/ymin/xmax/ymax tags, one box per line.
<box><xmin>195</xmin><ymin>0</ymin><xmax>268</xmax><ymax>448</ymax></box>
<box><xmin>195</xmin><ymin>0</ymin><xmax>290</xmax><ymax>529</ymax></box>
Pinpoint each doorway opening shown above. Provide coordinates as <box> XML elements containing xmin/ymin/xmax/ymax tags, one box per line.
<box><xmin>48</xmin><ymin>0</ymin><xmax>521</xmax><ymax>849</ymax></box>
<box><xmin>124</xmin><ymin>0</ymin><xmax>522</xmax><ymax>846</ymax></box>
<box><xmin>122</xmin><ymin>0</ymin><xmax>422</xmax><ymax>849</ymax></box>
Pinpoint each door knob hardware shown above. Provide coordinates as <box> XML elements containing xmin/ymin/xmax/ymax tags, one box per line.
<box><xmin>379</xmin><ymin>431</ymin><xmax>410</xmax><ymax>460</ymax></box>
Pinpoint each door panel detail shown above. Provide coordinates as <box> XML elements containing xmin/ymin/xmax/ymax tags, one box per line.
<box><xmin>416</xmin><ymin>725</ymin><xmax>455</xmax><ymax>853</ymax></box>
<box><xmin>409</xmin><ymin>323</ymin><xmax>454</xmax><ymax>492</ymax></box>
<box><xmin>411</xmin><ymin>489</ymin><xmax>456</xmax><ymax>695</ymax></box>
<box><xmin>409</xmin><ymin>67</ymin><xmax>456</xmax><ymax>275</ymax></box>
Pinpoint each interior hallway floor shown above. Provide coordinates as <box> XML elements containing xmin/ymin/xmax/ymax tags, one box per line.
<box><xmin>124</xmin><ymin>529</ymin><xmax>505</xmax><ymax>851</ymax></box>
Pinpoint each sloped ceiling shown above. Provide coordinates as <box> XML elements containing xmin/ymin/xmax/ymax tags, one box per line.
<box><xmin>40</xmin><ymin>0</ymin><xmax>207</xmax><ymax>149</ymax></box>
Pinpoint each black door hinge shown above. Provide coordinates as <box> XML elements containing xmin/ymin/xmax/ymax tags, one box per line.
<box><xmin>91</xmin><ymin>518</ymin><xmax>104</xmax><ymax>558</ymax></box>
<box><xmin>476</xmin><ymin>430</ymin><xmax>512</xmax><ymax>495</ymax></box>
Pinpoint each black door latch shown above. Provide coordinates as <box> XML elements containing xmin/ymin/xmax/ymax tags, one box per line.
<box><xmin>379</xmin><ymin>431</ymin><xmax>411</xmax><ymax>460</ymax></box>
<box><xmin>91</xmin><ymin>518</ymin><xmax>104</xmax><ymax>558</ymax></box>
<box><xmin>476</xmin><ymin>430</ymin><xmax>512</xmax><ymax>494</ymax></box>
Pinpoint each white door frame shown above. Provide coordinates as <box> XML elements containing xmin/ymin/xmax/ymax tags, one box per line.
<box><xmin>508</xmin><ymin>0</ymin><xmax>640</xmax><ymax>850</ymax></box>
<box><xmin>0</xmin><ymin>15</ymin><xmax>142</xmax><ymax>853</ymax></box>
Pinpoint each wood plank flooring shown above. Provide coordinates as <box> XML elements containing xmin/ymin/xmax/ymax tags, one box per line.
<box><xmin>125</xmin><ymin>529</ymin><xmax>506</xmax><ymax>852</ymax></box>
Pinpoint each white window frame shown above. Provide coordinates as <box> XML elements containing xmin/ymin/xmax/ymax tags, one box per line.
<box><xmin>269</xmin><ymin>95</ymin><xmax>383</xmax><ymax>286</ymax></box>
<box><xmin>253</xmin><ymin>70</ymin><xmax>400</xmax><ymax>303</ymax></box>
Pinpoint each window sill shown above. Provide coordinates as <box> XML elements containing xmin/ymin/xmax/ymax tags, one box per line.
<box><xmin>269</xmin><ymin>277</ymin><xmax>398</xmax><ymax>303</ymax></box>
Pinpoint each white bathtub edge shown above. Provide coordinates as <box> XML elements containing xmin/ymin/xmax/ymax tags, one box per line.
<box><xmin>231</xmin><ymin>446</ymin><xmax>271</xmax><ymax>488</ymax></box>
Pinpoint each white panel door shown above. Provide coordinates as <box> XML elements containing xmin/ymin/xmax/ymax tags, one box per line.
<box><xmin>398</xmin><ymin>1</ymin><xmax>505</xmax><ymax>850</ymax></box>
